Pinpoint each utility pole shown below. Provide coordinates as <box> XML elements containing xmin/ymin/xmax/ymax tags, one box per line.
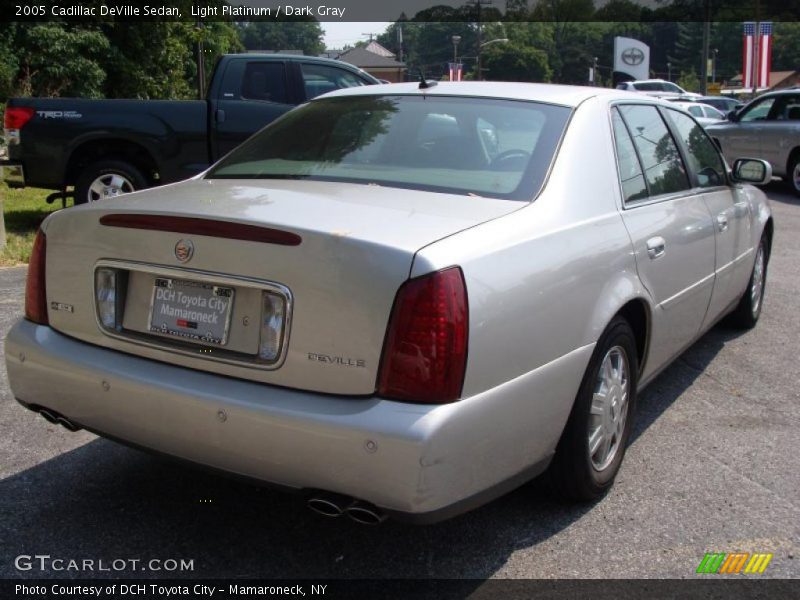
<box><xmin>701</xmin><ymin>6</ymin><xmax>710</xmax><ymax>96</ymax></box>
<box><xmin>752</xmin><ymin>0</ymin><xmax>761</xmax><ymax>96</ymax></box>
<box><xmin>468</xmin><ymin>0</ymin><xmax>492</xmax><ymax>81</ymax></box>
<box><xmin>195</xmin><ymin>4</ymin><xmax>205</xmax><ymax>100</ymax></box>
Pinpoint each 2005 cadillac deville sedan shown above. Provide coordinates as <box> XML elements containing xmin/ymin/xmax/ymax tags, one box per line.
<box><xmin>5</xmin><ymin>82</ymin><xmax>773</xmax><ymax>524</ymax></box>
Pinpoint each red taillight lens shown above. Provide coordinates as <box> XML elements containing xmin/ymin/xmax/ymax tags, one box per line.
<box><xmin>378</xmin><ymin>267</ymin><xmax>468</xmax><ymax>404</ymax></box>
<box><xmin>4</xmin><ymin>106</ymin><xmax>35</xmax><ymax>130</ymax></box>
<box><xmin>25</xmin><ymin>229</ymin><xmax>48</xmax><ymax>325</ymax></box>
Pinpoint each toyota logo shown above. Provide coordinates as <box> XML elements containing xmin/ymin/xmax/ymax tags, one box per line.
<box><xmin>174</xmin><ymin>239</ymin><xmax>194</xmax><ymax>263</ymax></box>
<box><xmin>622</xmin><ymin>47</ymin><xmax>645</xmax><ymax>66</ymax></box>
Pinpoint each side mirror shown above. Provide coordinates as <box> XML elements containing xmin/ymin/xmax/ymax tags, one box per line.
<box><xmin>731</xmin><ymin>158</ymin><xmax>772</xmax><ymax>185</ymax></box>
<box><xmin>726</xmin><ymin>109</ymin><xmax>739</xmax><ymax>122</ymax></box>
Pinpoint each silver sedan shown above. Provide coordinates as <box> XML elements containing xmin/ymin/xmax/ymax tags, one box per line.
<box><xmin>706</xmin><ymin>88</ymin><xmax>800</xmax><ymax>196</ymax></box>
<box><xmin>5</xmin><ymin>83</ymin><xmax>773</xmax><ymax>524</ymax></box>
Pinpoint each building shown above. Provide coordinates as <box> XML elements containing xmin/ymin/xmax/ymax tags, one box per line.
<box><xmin>330</xmin><ymin>41</ymin><xmax>406</xmax><ymax>83</ymax></box>
<box><xmin>722</xmin><ymin>70</ymin><xmax>800</xmax><ymax>96</ymax></box>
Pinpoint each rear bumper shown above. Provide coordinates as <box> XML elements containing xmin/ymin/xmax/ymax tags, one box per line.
<box><xmin>5</xmin><ymin>320</ymin><xmax>592</xmax><ymax>522</ymax></box>
<box><xmin>0</xmin><ymin>159</ymin><xmax>25</xmax><ymax>187</ymax></box>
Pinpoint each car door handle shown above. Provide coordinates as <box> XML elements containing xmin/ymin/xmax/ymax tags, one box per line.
<box><xmin>716</xmin><ymin>214</ymin><xmax>729</xmax><ymax>232</ymax></box>
<box><xmin>646</xmin><ymin>237</ymin><xmax>666</xmax><ymax>260</ymax></box>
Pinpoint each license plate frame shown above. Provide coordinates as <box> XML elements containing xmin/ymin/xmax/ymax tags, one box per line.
<box><xmin>148</xmin><ymin>277</ymin><xmax>235</xmax><ymax>346</ymax></box>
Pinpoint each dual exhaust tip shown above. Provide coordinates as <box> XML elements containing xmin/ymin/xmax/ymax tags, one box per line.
<box><xmin>307</xmin><ymin>492</ymin><xmax>387</xmax><ymax>525</ymax></box>
<box><xmin>34</xmin><ymin>407</ymin><xmax>381</xmax><ymax>524</ymax></box>
<box><xmin>37</xmin><ymin>407</ymin><xmax>81</xmax><ymax>432</ymax></box>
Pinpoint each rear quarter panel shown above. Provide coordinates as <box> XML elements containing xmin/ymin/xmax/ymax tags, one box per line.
<box><xmin>412</xmin><ymin>96</ymin><xmax>650</xmax><ymax>453</ymax></box>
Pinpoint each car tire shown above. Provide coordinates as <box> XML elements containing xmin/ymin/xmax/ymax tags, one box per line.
<box><xmin>548</xmin><ymin>316</ymin><xmax>638</xmax><ymax>501</ymax></box>
<box><xmin>789</xmin><ymin>154</ymin><xmax>800</xmax><ymax>197</ymax></box>
<box><xmin>727</xmin><ymin>236</ymin><xmax>768</xmax><ymax>329</ymax></box>
<box><xmin>74</xmin><ymin>160</ymin><xmax>147</xmax><ymax>205</ymax></box>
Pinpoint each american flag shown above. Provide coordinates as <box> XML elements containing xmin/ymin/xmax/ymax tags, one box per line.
<box><xmin>448</xmin><ymin>62</ymin><xmax>463</xmax><ymax>82</ymax></box>
<box><xmin>742</xmin><ymin>22</ymin><xmax>755</xmax><ymax>88</ymax></box>
<box><xmin>758</xmin><ymin>22</ymin><xmax>773</xmax><ymax>89</ymax></box>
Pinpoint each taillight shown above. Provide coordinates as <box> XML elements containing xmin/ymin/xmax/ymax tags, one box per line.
<box><xmin>4</xmin><ymin>106</ymin><xmax>35</xmax><ymax>145</ymax></box>
<box><xmin>25</xmin><ymin>229</ymin><xmax>48</xmax><ymax>325</ymax></box>
<box><xmin>4</xmin><ymin>106</ymin><xmax>35</xmax><ymax>129</ymax></box>
<box><xmin>377</xmin><ymin>267</ymin><xmax>468</xmax><ymax>404</ymax></box>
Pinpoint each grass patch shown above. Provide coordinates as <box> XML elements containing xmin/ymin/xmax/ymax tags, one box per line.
<box><xmin>1</xmin><ymin>184</ymin><xmax>68</xmax><ymax>266</ymax></box>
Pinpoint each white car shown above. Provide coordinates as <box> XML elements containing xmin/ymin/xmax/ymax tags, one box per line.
<box><xmin>616</xmin><ymin>79</ymin><xmax>702</xmax><ymax>100</ymax></box>
<box><xmin>670</xmin><ymin>101</ymin><xmax>727</xmax><ymax>126</ymax></box>
<box><xmin>5</xmin><ymin>83</ymin><xmax>773</xmax><ymax>524</ymax></box>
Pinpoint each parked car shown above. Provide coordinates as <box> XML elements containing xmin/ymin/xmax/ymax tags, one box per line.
<box><xmin>5</xmin><ymin>82</ymin><xmax>773</xmax><ymax>524</ymax></box>
<box><xmin>0</xmin><ymin>54</ymin><xmax>378</xmax><ymax>205</ymax></box>
<box><xmin>695</xmin><ymin>95</ymin><xmax>744</xmax><ymax>115</ymax></box>
<box><xmin>616</xmin><ymin>79</ymin><xmax>702</xmax><ymax>100</ymax></box>
<box><xmin>706</xmin><ymin>88</ymin><xmax>800</xmax><ymax>196</ymax></box>
<box><xmin>670</xmin><ymin>101</ymin><xmax>727</xmax><ymax>126</ymax></box>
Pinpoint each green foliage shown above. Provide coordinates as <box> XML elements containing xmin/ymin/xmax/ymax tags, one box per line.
<box><xmin>15</xmin><ymin>25</ymin><xmax>108</xmax><ymax>97</ymax></box>
<box><xmin>101</xmin><ymin>23</ymin><xmax>195</xmax><ymax>100</ymax></box>
<box><xmin>677</xmin><ymin>70</ymin><xmax>701</xmax><ymax>93</ymax></box>
<box><xmin>0</xmin><ymin>184</ymin><xmax>58</xmax><ymax>266</ymax></box>
<box><xmin>239</xmin><ymin>20</ymin><xmax>324</xmax><ymax>56</ymax></box>
<box><xmin>482</xmin><ymin>43</ymin><xmax>551</xmax><ymax>82</ymax></box>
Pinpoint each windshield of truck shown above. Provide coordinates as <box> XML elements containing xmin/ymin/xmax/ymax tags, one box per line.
<box><xmin>206</xmin><ymin>95</ymin><xmax>571</xmax><ymax>201</ymax></box>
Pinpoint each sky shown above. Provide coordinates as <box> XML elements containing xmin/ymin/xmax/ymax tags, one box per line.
<box><xmin>322</xmin><ymin>22</ymin><xmax>392</xmax><ymax>49</ymax></box>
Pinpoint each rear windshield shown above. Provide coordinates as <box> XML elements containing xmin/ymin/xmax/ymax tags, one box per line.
<box><xmin>207</xmin><ymin>95</ymin><xmax>571</xmax><ymax>201</ymax></box>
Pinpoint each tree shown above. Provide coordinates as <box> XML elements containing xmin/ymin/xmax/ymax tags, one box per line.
<box><xmin>15</xmin><ymin>24</ymin><xmax>108</xmax><ymax>97</ymax></box>
<box><xmin>101</xmin><ymin>23</ymin><xmax>195</xmax><ymax>100</ymax></box>
<box><xmin>530</xmin><ymin>0</ymin><xmax>601</xmax><ymax>83</ymax></box>
<box><xmin>677</xmin><ymin>69</ymin><xmax>701</xmax><ymax>93</ymax></box>
<box><xmin>239</xmin><ymin>20</ymin><xmax>324</xmax><ymax>56</ymax></box>
<box><xmin>482</xmin><ymin>42</ymin><xmax>551</xmax><ymax>81</ymax></box>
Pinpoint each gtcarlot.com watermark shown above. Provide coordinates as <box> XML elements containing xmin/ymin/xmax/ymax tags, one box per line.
<box><xmin>14</xmin><ymin>554</ymin><xmax>194</xmax><ymax>573</ymax></box>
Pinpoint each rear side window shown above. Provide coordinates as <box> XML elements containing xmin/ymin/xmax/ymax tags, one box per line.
<box><xmin>618</xmin><ymin>104</ymin><xmax>690</xmax><ymax>197</ymax></box>
<box><xmin>664</xmin><ymin>109</ymin><xmax>726</xmax><ymax>188</ymax></box>
<box><xmin>301</xmin><ymin>63</ymin><xmax>368</xmax><ymax>100</ymax></box>
<box><xmin>242</xmin><ymin>62</ymin><xmax>288</xmax><ymax>103</ymax></box>
<box><xmin>611</xmin><ymin>108</ymin><xmax>648</xmax><ymax>203</ymax></box>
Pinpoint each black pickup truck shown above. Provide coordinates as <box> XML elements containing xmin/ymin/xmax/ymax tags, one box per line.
<box><xmin>1</xmin><ymin>54</ymin><xmax>378</xmax><ymax>204</ymax></box>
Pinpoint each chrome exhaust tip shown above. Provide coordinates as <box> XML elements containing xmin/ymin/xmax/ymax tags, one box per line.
<box><xmin>36</xmin><ymin>407</ymin><xmax>81</xmax><ymax>431</ymax></box>
<box><xmin>344</xmin><ymin>500</ymin><xmax>387</xmax><ymax>525</ymax></box>
<box><xmin>38</xmin><ymin>409</ymin><xmax>59</xmax><ymax>424</ymax></box>
<box><xmin>56</xmin><ymin>416</ymin><xmax>81</xmax><ymax>432</ymax></box>
<box><xmin>307</xmin><ymin>492</ymin><xmax>351</xmax><ymax>518</ymax></box>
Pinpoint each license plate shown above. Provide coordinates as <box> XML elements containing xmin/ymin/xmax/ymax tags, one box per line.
<box><xmin>148</xmin><ymin>278</ymin><xmax>234</xmax><ymax>346</ymax></box>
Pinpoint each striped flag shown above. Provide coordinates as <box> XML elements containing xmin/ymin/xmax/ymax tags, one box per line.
<box><xmin>758</xmin><ymin>22</ymin><xmax>773</xmax><ymax>89</ymax></box>
<box><xmin>742</xmin><ymin>22</ymin><xmax>755</xmax><ymax>88</ymax></box>
<box><xmin>448</xmin><ymin>62</ymin><xmax>463</xmax><ymax>82</ymax></box>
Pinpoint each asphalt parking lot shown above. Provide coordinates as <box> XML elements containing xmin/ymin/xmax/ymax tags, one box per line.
<box><xmin>1</xmin><ymin>184</ymin><xmax>798</xmax><ymax>581</ymax></box>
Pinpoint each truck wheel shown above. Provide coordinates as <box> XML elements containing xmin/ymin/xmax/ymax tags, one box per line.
<box><xmin>75</xmin><ymin>160</ymin><xmax>147</xmax><ymax>204</ymax></box>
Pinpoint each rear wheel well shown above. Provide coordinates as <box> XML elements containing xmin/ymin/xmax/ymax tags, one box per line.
<box><xmin>65</xmin><ymin>139</ymin><xmax>158</xmax><ymax>187</ymax></box>
<box><xmin>616</xmin><ymin>299</ymin><xmax>649</xmax><ymax>376</ymax></box>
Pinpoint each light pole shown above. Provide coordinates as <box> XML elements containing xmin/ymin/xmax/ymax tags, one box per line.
<box><xmin>452</xmin><ymin>35</ymin><xmax>461</xmax><ymax>66</ymax></box>
<box><xmin>712</xmin><ymin>48</ymin><xmax>718</xmax><ymax>84</ymax></box>
<box><xmin>667</xmin><ymin>61</ymin><xmax>671</xmax><ymax>82</ymax></box>
<box><xmin>478</xmin><ymin>38</ymin><xmax>508</xmax><ymax>79</ymax></box>
<box><xmin>480</xmin><ymin>38</ymin><xmax>509</xmax><ymax>48</ymax></box>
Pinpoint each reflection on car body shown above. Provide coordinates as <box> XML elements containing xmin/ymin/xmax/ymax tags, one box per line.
<box><xmin>5</xmin><ymin>83</ymin><xmax>774</xmax><ymax>524</ymax></box>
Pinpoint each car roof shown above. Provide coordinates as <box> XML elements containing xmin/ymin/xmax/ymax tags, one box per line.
<box><xmin>317</xmin><ymin>81</ymin><xmax>661</xmax><ymax>109</ymax></box>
